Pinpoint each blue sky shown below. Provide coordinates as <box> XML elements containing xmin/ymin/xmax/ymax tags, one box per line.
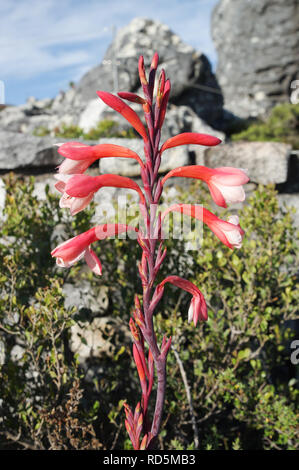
<box><xmin>0</xmin><ymin>0</ymin><xmax>218</xmax><ymax>105</ymax></box>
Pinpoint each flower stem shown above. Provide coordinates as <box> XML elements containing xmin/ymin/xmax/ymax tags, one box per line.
<box><xmin>150</xmin><ymin>356</ymin><xmax>166</xmax><ymax>439</ymax></box>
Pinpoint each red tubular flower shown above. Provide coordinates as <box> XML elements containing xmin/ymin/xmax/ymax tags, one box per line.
<box><xmin>162</xmin><ymin>204</ymin><xmax>244</xmax><ymax>249</ymax></box>
<box><xmin>161</xmin><ymin>132</ymin><xmax>222</xmax><ymax>153</ymax></box>
<box><xmin>64</xmin><ymin>173</ymin><xmax>146</xmax><ymax>206</ymax></box>
<box><xmin>56</xmin><ymin>142</ymin><xmax>96</xmax><ymax>174</ymax></box>
<box><xmin>133</xmin><ymin>344</ymin><xmax>148</xmax><ymax>399</ymax></box>
<box><xmin>51</xmin><ymin>224</ymin><xmax>137</xmax><ymax>274</ymax></box>
<box><xmin>54</xmin><ymin>174</ymin><xmax>94</xmax><ymax>215</ymax></box>
<box><xmin>97</xmin><ymin>91</ymin><xmax>148</xmax><ymax>142</ymax></box>
<box><xmin>157</xmin><ymin>275</ymin><xmax>207</xmax><ymax>325</ymax></box>
<box><xmin>162</xmin><ymin>165</ymin><xmax>249</xmax><ymax>207</ymax></box>
<box><xmin>57</xmin><ymin>142</ymin><xmax>144</xmax><ymax>170</ymax></box>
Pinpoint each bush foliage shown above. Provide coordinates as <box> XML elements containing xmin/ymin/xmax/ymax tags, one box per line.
<box><xmin>33</xmin><ymin>119</ymin><xmax>136</xmax><ymax>140</ymax></box>
<box><xmin>231</xmin><ymin>103</ymin><xmax>299</xmax><ymax>149</ymax></box>
<box><xmin>0</xmin><ymin>175</ymin><xmax>298</xmax><ymax>450</ymax></box>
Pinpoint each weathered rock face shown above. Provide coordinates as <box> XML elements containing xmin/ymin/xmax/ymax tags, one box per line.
<box><xmin>0</xmin><ymin>105</ymin><xmax>225</xmax><ymax>172</ymax></box>
<box><xmin>63</xmin><ymin>282</ymin><xmax>109</xmax><ymax>315</ymax></box>
<box><xmin>77</xmin><ymin>17</ymin><xmax>223</xmax><ymax>126</ymax></box>
<box><xmin>0</xmin><ymin>131</ymin><xmax>61</xmax><ymax>170</ymax></box>
<box><xmin>212</xmin><ymin>0</ymin><xmax>299</xmax><ymax>118</ymax></box>
<box><xmin>0</xmin><ymin>90</ymin><xmax>82</xmax><ymax>134</ymax></box>
<box><xmin>200</xmin><ymin>141</ymin><xmax>292</xmax><ymax>185</ymax></box>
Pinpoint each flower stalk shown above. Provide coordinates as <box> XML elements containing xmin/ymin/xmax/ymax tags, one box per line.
<box><xmin>51</xmin><ymin>53</ymin><xmax>249</xmax><ymax>449</ymax></box>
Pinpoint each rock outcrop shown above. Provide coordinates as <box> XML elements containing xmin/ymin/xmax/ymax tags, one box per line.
<box><xmin>0</xmin><ymin>131</ymin><xmax>61</xmax><ymax>170</ymax></box>
<box><xmin>200</xmin><ymin>141</ymin><xmax>292</xmax><ymax>185</ymax></box>
<box><xmin>212</xmin><ymin>0</ymin><xmax>299</xmax><ymax>118</ymax></box>
<box><xmin>76</xmin><ymin>17</ymin><xmax>223</xmax><ymax>127</ymax></box>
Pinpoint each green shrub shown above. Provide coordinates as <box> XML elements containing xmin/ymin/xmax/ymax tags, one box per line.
<box><xmin>156</xmin><ymin>184</ymin><xmax>299</xmax><ymax>449</ymax></box>
<box><xmin>53</xmin><ymin>119</ymin><xmax>136</xmax><ymax>140</ymax></box>
<box><xmin>54</xmin><ymin>123</ymin><xmax>83</xmax><ymax>139</ymax></box>
<box><xmin>83</xmin><ymin>120</ymin><xmax>135</xmax><ymax>140</ymax></box>
<box><xmin>0</xmin><ymin>175</ymin><xmax>298</xmax><ymax>449</ymax></box>
<box><xmin>231</xmin><ymin>103</ymin><xmax>299</xmax><ymax>149</ymax></box>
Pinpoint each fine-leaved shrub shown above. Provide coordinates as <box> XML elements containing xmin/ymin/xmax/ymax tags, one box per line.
<box><xmin>0</xmin><ymin>176</ymin><xmax>298</xmax><ymax>449</ymax></box>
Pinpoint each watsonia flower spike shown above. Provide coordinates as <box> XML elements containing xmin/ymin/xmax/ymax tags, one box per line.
<box><xmin>52</xmin><ymin>53</ymin><xmax>248</xmax><ymax>450</ymax></box>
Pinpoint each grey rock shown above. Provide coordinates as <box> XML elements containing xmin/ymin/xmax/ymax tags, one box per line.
<box><xmin>32</xmin><ymin>175</ymin><xmax>57</xmax><ymax>201</ymax></box>
<box><xmin>3</xmin><ymin>310</ymin><xmax>19</xmax><ymax>326</ymax></box>
<box><xmin>162</xmin><ymin>105</ymin><xmax>225</xmax><ymax>142</ymax></box>
<box><xmin>50</xmin><ymin>223</ymin><xmax>69</xmax><ymax>249</ymax></box>
<box><xmin>0</xmin><ymin>105</ymin><xmax>29</xmax><ymax>132</ymax></box>
<box><xmin>63</xmin><ymin>282</ymin><xmax>109</xmax><ymax>314</ymax></box>
<box><xmin>24</xmin><ymin>96</ymin><xmax>53</xmax><ymax>116</ymax></box>
<box><xmin>0</xmin><ymin>18</ymin><xmax>224</xmax><ymax>155</ymax></box>
<box><xmin>0</xmin><ymin>131</ymin><xmax>61</xmax><ymax>170</ymax></box>
<box><xmin>212</xmin><ymin>0</ymin><xmax>299</xmax><ymax>118</ymax></box>
<box><xmin>92</xmin><ymin>186</ymin><xmax>143</xmax><ymax>228</ymax></box>
<box><xmin>160</xmin><ymin>145</ymin><xmax>189</xmax><ymax>173</ymax></box>
<box><xmin>77</xmin><ymin>17</ymin><xmax>223</xmax><ymax>126</ymax></box>
<box><xmin>70</xmin><ymin>316</ymin><xmax>130</xmax><ymax>361</ymax></box>
<box><xmin>100</xmin><ymin>154</ymin><xmax>141</xmax><ymax>177</ymax></box>
<box><xmin>78</xmin><ymin>98</ymin><xmax>107</xmax><ymax>132</ymax></box>
<box><xmin>201</xmin><ymin>141</ymin><xmax>291</xmax><ymax>184</ymax></box>
<box><xmin>278</xmin><ymin>194</ymin><xmax>299</xmax><ymax>228</ymax></box>
<box><xmin>164</xmin><ymin>105</ymin><xmax>225</xmax><ymax>164</ymax></box>
<box><xmin>10</xmin><ymin>345</ymin><xmax>25</xmax><ymax>362</ymax></box>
